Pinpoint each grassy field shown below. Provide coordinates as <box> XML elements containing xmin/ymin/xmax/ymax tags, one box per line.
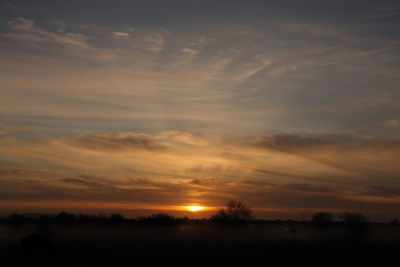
<box><xmin>1</xmin><ymin>223</ymin><xmax>399</xmax><ymax>266</ymax></box>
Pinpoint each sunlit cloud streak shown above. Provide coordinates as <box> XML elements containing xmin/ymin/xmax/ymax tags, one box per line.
<box><xmin>1</xmin><ymin>131</ymin><xmax>399</xmax><ymax>219</ymax></box>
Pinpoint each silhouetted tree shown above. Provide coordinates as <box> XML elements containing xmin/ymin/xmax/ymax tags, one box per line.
<box><xmin>110</xmin><ymin>213</ymin><xmax>124</xmax><ymax>223</ymax></box>
<box><xmin>78</xmin><ymin>213</ymin><xmax>99</xmax><ymax>223</ymax></box>
<box><xmin>210</xmin><ymin>209</ymin><xmax>231</xmax><ymax>223</ymax></box>
<box><xmin>340</xmin><ymin>212</ymin><xmax>369</xmax><ymax>244</ymax></box>
<box><xmin>210</xmin><ymin>200</ymin><xmax>254</xmax><ymax>224</ymax></box>
<box><xmin>390</xmin><ymin>218</ymin><xmax>399</xmax><ymax>225</ymax></box>
<box><xmin>312</xmin><ymin>212</ymin><xmax>335</xmax><ymax>226</ymax></box>
<box><xmin>340</xmin><ymin>212</ymin><xmax>368</xmax><ymax>226</ymax></box>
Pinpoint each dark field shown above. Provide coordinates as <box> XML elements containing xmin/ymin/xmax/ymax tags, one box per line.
<box><xmin>1</xmin><ymin>223</ymin><xmax>399</xmax><ymax>266</ymax></box>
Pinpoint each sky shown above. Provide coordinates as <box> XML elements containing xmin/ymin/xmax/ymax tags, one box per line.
<box><xmin>0</xmin><ymin>0</ymin><xmax>400</xmax><ymax>221</ymax></box>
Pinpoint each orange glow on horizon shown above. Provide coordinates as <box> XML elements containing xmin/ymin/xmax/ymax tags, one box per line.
<box><xmin>185</xmin><ymin>205</ymin><xmax>205</xmax><ymax>212</ymax></box>
<box><xmin>0</xmin><ymin>200</ymin><xmax>213</xmax><ymax>214</ymax></box>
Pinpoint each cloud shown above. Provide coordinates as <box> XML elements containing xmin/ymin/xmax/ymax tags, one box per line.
<box><xmin>247</xmin><ymin>133</ymin><xmax>332</xmax><ymax>152</ymax></box>
<box><xmin>112</xmin><ymin>31</ymin><xmax>130</xmax><ymax>39</ymax></box>
<box><xmin>145</xmin><ymin>32</ymin><xmax>165</xmax><ymax>52</ymax></box>
<box><xmin>3</xmin><ymin>16</ymin><xmax>398</xmax><ymax>136</ymax></box>
<box><xmin>61</xmin><ymin>177</ymin><xmax>103</xmax><ymax>187</ymax></box>
<box><xmin>158</xmin><ymin>131</ymin><xmax>209</xmax><ymax>146</ymax></box>
<box><xmin>231</xmin><ymin>54</ymin><xmax>273</xmax><ymax>83</ymax></box>
<box><xmin>4</xmin><ymin>18</ymin><xmax>107</xmax><ymax>66</ymax></box>
<box><xmin>189</xmin><ymin>178</ymin><xmax>234</xmax><ymax>187</ymax></box>
<box><xmin>6</xmin><ymin>131</ymin><xmax>400</xmax><ymax>187</ymax></box>
<box><xmin>181</xmin><ymin>47</ymin><xmax>200</xmax><ymax>57</ymax></box>
<box><xmin>0</xmin><ymin>169</ymin><xmax>38</xmax><ymax>176</ymax></box>
<box><xmin>281</xmin><ymin>183</ymin><xmax>334</xmax><ymax>194</ymax></box>
<box><xmin>0</xmin><ymin>170</ymin><xmax>199</xmax><ymax>205</ymax></box>
<box><xmin>368</xmin><ymin>4</ymin><xmax>400</xmax><ymax>18</ymax></box>
<box><xmin>240</xmin><ymin>180</ymin><xmax>271</xmax><ymax>186</ymax></box>
<box><xmin>268</xmin><ymin>64</ymin><xmax>298</xmax><ymax>78</ymax></box>
<box><xmin>384</xmin><ymin>119</ymin><xmax>400</xmax><ymax>127</ymax></box>
<box><xmin>5</xmin><ymin>17</ymin><xmax>113</xmax><ymax>61</ymax></box>
<box><xmin>58</xmin><ymin>133</ymin><xmax>168</xmax><ymax>152</ymax></box>
<box><xmin>363</xmin><ymin>186</ymin><xmax>400</xmax><ymax>198</ymax></box>
<box><xmin>8</xmin><ymin>17</ymin><xmax>34</xmax><ymax>31</ymax></box>
<box><xmin>0</xmin><ymin>123</ymin><xmax>21</xmax><ymax>135</ymax></box>
<box><xmin>2</xmin><ymin>33</ymin><xmax>43</xmax><ymax>42</ymax></box>
<box><xmin>239</xmin><ymin>133</ymin><xmax>400</xmax><ymax>153</ymax></box>
<box><xmin>0</xmin><ymin>154</ymin><xmax>399</xmax><ymax>219</ymax></box>
<box><xmin>179</xmin><ymin>36</ymin><xmax>214</xmax><ymax>59</ymax></box>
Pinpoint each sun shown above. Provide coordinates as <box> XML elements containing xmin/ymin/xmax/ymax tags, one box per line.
<box><xmin>186</xmin><ymin>205</ymin><xmax>205</xmax><ymax>212</ymax></box>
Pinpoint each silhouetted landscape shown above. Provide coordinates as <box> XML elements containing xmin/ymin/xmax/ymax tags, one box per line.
<box><xmin>1</xmin><ymin>201</ymin><xmax>399</xmax><ymax>266</ymax></box>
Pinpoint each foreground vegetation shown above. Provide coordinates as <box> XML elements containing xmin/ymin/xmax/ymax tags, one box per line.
<box><xmin>1</xmin><ymin>201</ymin><xmax>399</xmax><ymax>266</ymax></box>
<box><xmin>1</xmin><ymin>200</ymin><xmax>398</xmax><ymax>226</ymax></box>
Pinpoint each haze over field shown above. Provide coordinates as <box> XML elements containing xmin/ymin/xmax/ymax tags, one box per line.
<box><xmin>1</xmin><ymin>0</ymin><xmax>400</xmax><ymax>220</ymax></box>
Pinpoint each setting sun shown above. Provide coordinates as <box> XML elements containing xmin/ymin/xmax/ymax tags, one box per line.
<box><xmin>186</xmin><ymin>205</ymin><xmax>205</xmax><ymax>212</ymax></box>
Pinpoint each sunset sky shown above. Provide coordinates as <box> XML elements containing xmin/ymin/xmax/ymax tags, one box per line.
<box><xmin>1</xmin><ymin>0</ymin><xmax>400</xmax><ymax>221</ymax></box>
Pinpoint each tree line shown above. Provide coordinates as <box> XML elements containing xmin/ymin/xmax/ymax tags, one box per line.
<box><xmin>1</xmin><ymin>201</ymin><xmax>398</xmax><ymax>226</ymax></box>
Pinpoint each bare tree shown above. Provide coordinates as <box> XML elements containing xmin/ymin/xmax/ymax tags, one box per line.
<box><xmin>312</xmin><ymin>212</ymin><xmax>335</xmax><ymax>226</ymax></box>
<box><xmin>340</xmin><ymin>212</ymin><xmax>369</xmax><ymax>244</ymax></box>
<box><xmin>210</xmin><ymin>200</ymin><xmax>254</xmax><ymax>224</ymax></box>
<box><xmin>340</xmin><ymin>213</ymin><xmax>368</xmax><ymax>226</ymax></box>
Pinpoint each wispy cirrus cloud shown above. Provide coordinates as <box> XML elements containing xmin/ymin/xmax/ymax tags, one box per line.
<box><xmin>7</xmin><ymin>17</ymin><xmax>90</xmax><ymax>49</ymax></box>
<box><xmin>384</xmin><ymin>119</ymin><xmax>400</xmax><ymax>127</ymax></box>
<box><xmin>0</xmin><ymin>123</ymin><xmax>21</xmax><ymax>135</ymax></box>
<box><xmin>58</xmin><ymin>132</ymin><xmax>168</xmax><ymax>152</ymax></box>
<box><xmin>2</xmin><ymin>15</ymin><xmax>399</xmax><ymax>139</ymax></box>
